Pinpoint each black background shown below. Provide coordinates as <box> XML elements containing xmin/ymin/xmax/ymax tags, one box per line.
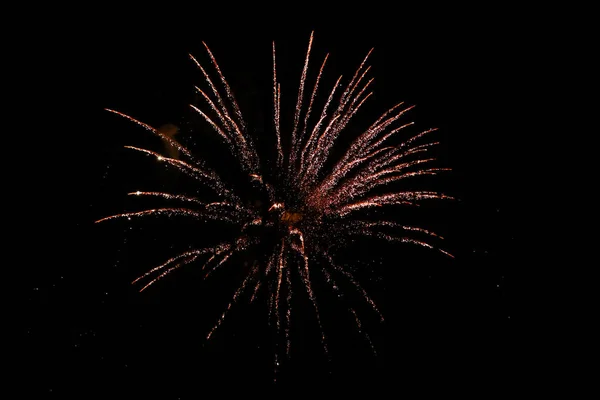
<box><xmin>21</xmin><ymin>6</ymin><xmax>528</xmax><ymax>397</ymax></box>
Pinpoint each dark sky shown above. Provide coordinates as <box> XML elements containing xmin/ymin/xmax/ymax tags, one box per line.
<box><xmin>22</xmin><ymin>9</ymin><xmax>526</xmax><ymax>396</ymax></box>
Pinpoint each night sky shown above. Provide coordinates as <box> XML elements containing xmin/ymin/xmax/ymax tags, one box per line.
<box><xmin>22</xmin><ymin>9</ymin><xmax>525</xmax><ymax>396</ymax></box>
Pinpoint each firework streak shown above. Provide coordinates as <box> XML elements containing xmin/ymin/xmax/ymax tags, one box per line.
<box><xmin>97</xmin><ymin>32</ymin><xmax>453</xmax><ymax>376</ymax></box>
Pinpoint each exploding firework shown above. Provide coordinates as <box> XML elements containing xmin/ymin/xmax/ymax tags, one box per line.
<box><xmin>97</xmin><ymin>32</ymin><xmax>452</xmax><ymax>375</ymax></box>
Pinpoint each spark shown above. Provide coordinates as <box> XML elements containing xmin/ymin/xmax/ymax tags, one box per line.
<box><xmin>98</xmin><ymin>32</ymin><xmax>453</xmax><ymax>377</ymax></box>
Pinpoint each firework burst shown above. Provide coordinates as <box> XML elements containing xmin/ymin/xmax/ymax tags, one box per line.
<box><xmin>97</xmin><ymin>32</ymin><xmax>453</xmax><ymax>376</ymax></box>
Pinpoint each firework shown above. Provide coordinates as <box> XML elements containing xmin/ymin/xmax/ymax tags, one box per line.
<box><xmin>97</xmin><ymin>32</ymin><xmax>452</xmax><ymax>375</ymax></box>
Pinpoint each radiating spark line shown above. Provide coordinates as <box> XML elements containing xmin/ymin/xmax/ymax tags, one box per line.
<box><xmin>276</xmin><ymin>82</ymin><xmax>283</xmax><ymax>169</ymax></box>
<box><xmin>191</xmin><ymin>244</ymin><xmax>233</xmax><ymax>282</ymax></box>
<box><xmin>356</xmin><ymin>104</ymin><xmax>417</xmax><ymax>156</ymax></box>
<box><xmin>343</xmin><ymin>76</ymin><xmax>374</xmax><ymax>117</ymax></box>
<box><xmin>275</xmin><ymin>239</ymin><xmax>285</xmax><ymax>331</ymax></box>
<box><xmin>350</xmin><ymin>308</ymin><xmax>376</xmax><ymax>355</ymax></box>
<box><xmin>139</xmin><ymin>255</ymin><xmax>198</xmax><ymax>292</ymax></box>
<box><xmin>95</xmin><ymin>208</ymin><xmax>204</xmax><ymax>224</ymax></box>
<box><xmin>360</xmin><ymin>221</ymin><xmax>445</xmax><ymax>239</ymax></box>
<box><xmin>334</xmin><ymin>191</ymin><xmax>452</xmax><ymax>216</ymax></box>
<box><xmin>339</xmin><ymin>48</ymin><xmax>374</xmax><ymax>106</ymax></box>
<box><xmin>271</xmin><ymin>240</ymin><xmax>287</xmax><ymax>379</ymax></box>
<box><xmin>105</xmin><ymin>109</ymin><xmax>197</xmax><ymax>162</ymax></box>
<box><xmin>203</xmin><ymin>237</ymin><xmax>251</xmax><ymax>280</ymax></box>
<box><xmin>302</xmin><ymin>114</ymin><xmax>341</xmax><ymax>183</ymax></box>
<box><xmin>304</xmin><ymin>90</ymin><xmax>374</xmax><ymax>182</ymax></box>
<box><xmin>350</xmin><ymin>143</ymin><xmax>435</xmax><ymax>186</ymax></box>
<box><xmin>272</xmin><ymin>42</ymin><xmax>281</xmax><ymax>168</ymax></box>
<box><xmin>190</xmin><ymin>103</ymin><xmax>235</xmax><ymax>146</ymax></box>
<box><xmin>193</xmin><ymin>87</ymin><xmax>235</xmax><ymax>144</ymax></box>
<box><xmin>289</xmin><ymin>31</ymin><xmax>314</xmax><ymax>170</ymax></box>
<box><xmin>189</xmin><ymin>52</ymin><xmax>257</xmax><ymax>172</ymax></box>
<box><xmin>202</xmin><ymin>42</ymin><xmax>247</xmax><ymax>133</ymax></box>
<box><xmin>322</xmin><ymin>267</ymin><xmax>376</xmax><ymax>355</ymax></box>
<box><xmin>367</xmin><ymin>167</ymin><xmax>452</xmax><ymax>189</ymax></box>
<box><xmin>292</xmin><ymin>231</ymin><xmax>328</xmax><ymax>358</ymax></box>
<box><xmin>285</xmin><ymin>266</ymin><xmax>292</xmax><ymax>357</ymax></box>
<box><xmin>363</xmin><ymin>158</ymin><xmax>438</xmax><ymax>183</ymax></box>
<box><xmin>267</xmin><ymin>248</ymin><xmax>278</xmax><ymax>324</ymax></box>
<box><xmin>316</xmin><ymin>85</ymin><xmax>374</xmax><ymax>165</ymax></box>
<box><xmin>375</xmin><ymin>127</ymin><xmax>439</xmax><ymax>157</ymax></box>
<box><xmin>189</xmin><ymin>53</ymin><xmax>237</xmax><ymax>134</ymax></box>
<box><xmin>132</xmin><ymin>249</ymin><xmax>211</xmax><ymax>285</ymax></box>
<box><xmin>306</xmin><ymin>79</ymin><xmax>371</xmax><ymax>176</ymax></box>
<box><xmin>122</xmin><ymin>146</ymin><xmax>232</xmax><ymax>198</ymax></box>
<box><xmin>403</xmin><ymin>141</ymin><xmax>441</xmax><ymax>155</ymax></box>
<box><xmin>191</xmin><ymin>102</ymin><xmax>253</xmax><ymax>173</ymax></box>
<box><xmin>296</xmin><ymin>53</ymin><xmax>329</xmax><ymax>168</ymax></box>
<box><xmin>438</xmin><ymin>249</ymin><xmax>455</xmax><ymax>258</ymax></box>
<box><xmin>301</xmin><ymin>70</ymin><xmax>388</xmax><ymax>187</ymax></box>
<box><xmin>363</xmin><ymin>121</ymin><xmax>415</xmax><ymax>155</ymax></box>
<box><xmin>299</xmin><ymin>75</ymin><xmax>343</xmax><ymax>173</ymax></box>
<box><xmin>326</xmin><ymin>145</ymin><xmax>437</xmax><ymax>201</ymax></box>
<box><xmin>128</xmin><ymin>191</ymin><xmax>205</xmax><ymax>205</ymax></box>
<box><xmin>343</xmin><ymin>219</ymin><xmax>452</xmax><ymax>258</ymax></box>
<box><xmin>316</xmin><ymin>145</ymin><xmax>397</xmax><ymax>196</ymax></box>
<box><xmin>131</xmin><ymin>249</ymin><xmax>209</xmax><ymax>284</ymax></box>
<box><xmin>325</xmin><ymin>253</ymin><xmax>384</xmax><ymax>322</ymax></box>
<box><xmin>327</xmin><ymin>71</ymin><xmax>374</xmax><ymax>148</ymax></box>
<box><xmin>334</xmin><ymin>104</ymin><xmax>414</xmax><ymax>170</ymax></box>
<box><xmin>301</xmin><ymin>50</ymin><xmax>374</xmax><ymax>177</ymax></box>
<box><xmin>250</xmin><ymin>279</ymin><xmax>262</xmax><ymax>303</ymax></box>
<box><xmin>206</xmin><ymin>265</ymin><xmax>256</xmax><ymax>340</ymax></box>
<box><xmin>333</xmin><ymin>201</ymin><xmax>386</xmax><ymax>216</ymax></box>
<box><xmin>364</xmin><ymin>231</ymin><xmax>454</xmax><ymax>258</ymax></box>
<box><xmin>204</xmin><ymin>250</ymin><xmax>236</xmax><ymax>279</ymax></box>
<box><xmin>342</xmin><ymin>66</ymin><xmax>372</xmax><ymax>114</ymax></box>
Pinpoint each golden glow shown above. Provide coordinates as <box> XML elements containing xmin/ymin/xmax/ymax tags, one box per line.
<box><xmin>281</xmin><ymin>211</ymin><xmax>303</xmax><ymax>225</ymax></box>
